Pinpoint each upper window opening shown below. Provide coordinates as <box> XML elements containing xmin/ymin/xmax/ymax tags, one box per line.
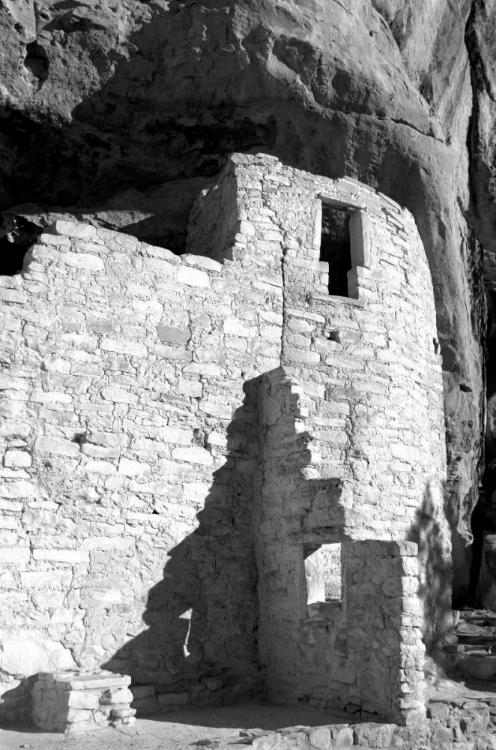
<box><xmin>320</xmin><ymin>204</ymin><xmax>352</xmax><ymax>297</ymax></box>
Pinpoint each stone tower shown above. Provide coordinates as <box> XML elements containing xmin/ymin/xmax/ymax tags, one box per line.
<box><xmin>0</xmin><ymin>154</ymin><xmax>449</xmax><ymax>724</ymax></box>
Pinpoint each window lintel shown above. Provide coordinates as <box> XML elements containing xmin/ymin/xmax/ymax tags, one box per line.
<box><xmin>317</xmin><ymin>193</ymin><xmax>365</xmax><ymax>213</ymax></box>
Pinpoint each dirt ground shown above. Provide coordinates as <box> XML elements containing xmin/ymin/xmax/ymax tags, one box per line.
<box><xmin>0</xmin><ymin>702</ymin><xmax>352</xmax><ymax>750</ymax></box>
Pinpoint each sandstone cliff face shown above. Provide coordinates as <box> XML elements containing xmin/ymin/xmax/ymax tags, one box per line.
<box><xmin>0</xmin><ymin>0</ymin><xmax>493</xmax><ymax>601</ymax></box>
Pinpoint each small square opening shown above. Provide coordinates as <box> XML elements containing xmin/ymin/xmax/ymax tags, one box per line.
<box><xmin>304</xmin><ymin>543</ymin><xmax>342</xmax><ymax>604</ymax></box>
<box><xmin>320</xmin><ymin>204</ymin><xmax>352</xmax><ymax>297</ymax></box>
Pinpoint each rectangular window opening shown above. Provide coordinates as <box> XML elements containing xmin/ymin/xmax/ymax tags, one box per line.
<box><xmin>304</xmin><ymin>543</ymin><xmax>342</xmax><ymax>622</ymax></box>
<box><xmin>320</xmin><ymin>204</ymin><xmax>352</xmax><ymax>297</ymax></box>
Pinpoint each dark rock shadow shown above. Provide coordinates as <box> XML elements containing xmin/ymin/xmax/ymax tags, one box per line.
<box><xmin>103</xmin><ymin>377</ymin><xmax>262</xmax><ymax>705</ymax></box>
<box><xmin>407</xmin><ymin>478</ymin><xmax>455</xmax><ymax>669</ymax></box>
<box><xmin>0</xmin><ymin>1</ymin><xmax>276</xmax><ymax>210</ymax></box>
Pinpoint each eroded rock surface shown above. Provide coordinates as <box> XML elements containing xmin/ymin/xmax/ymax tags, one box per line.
<box><xmin>0</xmin><ymin>0</ymin><xmax>495</xmax><ymax>600</ymax></box>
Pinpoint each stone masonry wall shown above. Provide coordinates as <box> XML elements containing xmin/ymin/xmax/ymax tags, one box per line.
<box><xmin>0</xmin><ymin>215</ymin><xmax>281</xmax><ymax>720</ymax></box>
<box><xmin>227</xmin><ymin>154</ymin><xmax>448</xmax><ymax>718</ymax></box>
<box><xmin>342</xmin><ymin>541</ymin><xmax>426</xmax><ymax>724</ymax></box>
<box><xmin>0</xmin><ymin>153</ymin><xmax>448</xmax><ymax>723</ymax></box>
<box><xmin>254</xmin><ymin>373</ymin><xmax>426</xmax><ymax>721</ymax></box>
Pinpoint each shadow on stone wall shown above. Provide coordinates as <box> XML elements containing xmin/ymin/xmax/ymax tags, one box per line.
<box><xmin>102</xmin><ymin>366</ymin><xmax>456</xmax><ymax>706</ymax></box>
<box><xmin>407</xmin><ymin>478</ymin><xmax>453</xmax><ymax>664</ymax></box>
<box><xmin>103</xmin><ymin>377</ymin><xmax>262</xmax><ymax>702</ymax></box>
<box><xmin>0</xmin><ymin>675</ymin><xmax>37</xmax><ymax>725</ymax></box>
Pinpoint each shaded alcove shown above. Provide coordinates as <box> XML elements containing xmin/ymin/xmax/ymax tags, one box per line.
<box><xmin>407</xmin><ymin>478</ymin><xmax>454</xmax><ymax>655</ymax></box>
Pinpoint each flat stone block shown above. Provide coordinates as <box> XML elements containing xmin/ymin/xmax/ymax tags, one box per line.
<box><xmin>4</xmin><ymin>449</ymin><xmax>31</xmax><ymax>468</ymax></box>
<box><xmin>329</xmin><ymin>726</ymin><xmax>354</xmax><ymax>745</ymax></box>
<box><xmin>252</xmin><ymin>734</ymin><xmax>287</xmax><ymax>750</ymax></box>
<box><xmin>64</xmin><ymin>672</ymin><xmax>131</xmax><ymax>690</ymax></box>
<box><xmin>35</xmin><ymin>436</ymin><xmax>80</xmax><ymax>457</ymax></box>
<box><xmin>182</xmin><ymin>254</ymin><xmax>222</xmax><ymax>272</ymax></box>
<box><xmin>100</xmin><ymin>687</ymin><xmax>133</xmax><ymax>704</ymax></box>
<box><xmin>67</xmin><ymin>691</ymin><xmax>100</xmax><ymax>709</ymax></box>
<box><xmin>352</xmin><ymin>723</ymin><xmax>395</xmax><ymax>748</ymax></box>
<box><xmin>308</xmin><ymin>726</ymin><xmax>331</xmax><ymax>748</ymax></box>
<box><xmin>156</xmin><ymin>325</ymin><xmax>190</xmax><ymax>345</ymax></box>
<box><xmin>60</xmin><ymin>253</ymin><xmax>104</xmax><ymax>272</ymax></box>
<box><xmin>177</xmin><ymin>266</ymin><xmax>210</xmax><ymax>287</ymax></box>
<box><xmin>52</xmin><ymin>220</ymin><xmax>95</xmax><ymax>239</ymax></box>
<box><xmin>66</xmin><ymin>707</ymin><xmax>94</xmax><ymax>723</ymax></box>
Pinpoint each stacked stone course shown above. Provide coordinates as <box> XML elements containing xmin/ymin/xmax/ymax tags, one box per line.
<box><xmin>0</xmin><ymin>153</ymin><xmax>449</xmax><ymax>725</ymax></box>
<box><xmin>243</xmin><ymin>697</ymin><xmax>496</xmax><ymax>750</ymax></box>
<box><xmin>31</xmin><ymin>670</ymin><xmax>134</xmax><ymax>732</ymax></box>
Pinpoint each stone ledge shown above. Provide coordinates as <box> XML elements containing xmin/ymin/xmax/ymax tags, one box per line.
<box><xmin>32</xmin><ymin>670</ymin><xmax>134</xmax><ymax>733</ymax></box>
<box><xmin>238</xmin><ymin>690</ymin><xmax>496</xmax><ymax>750</ymax></box>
